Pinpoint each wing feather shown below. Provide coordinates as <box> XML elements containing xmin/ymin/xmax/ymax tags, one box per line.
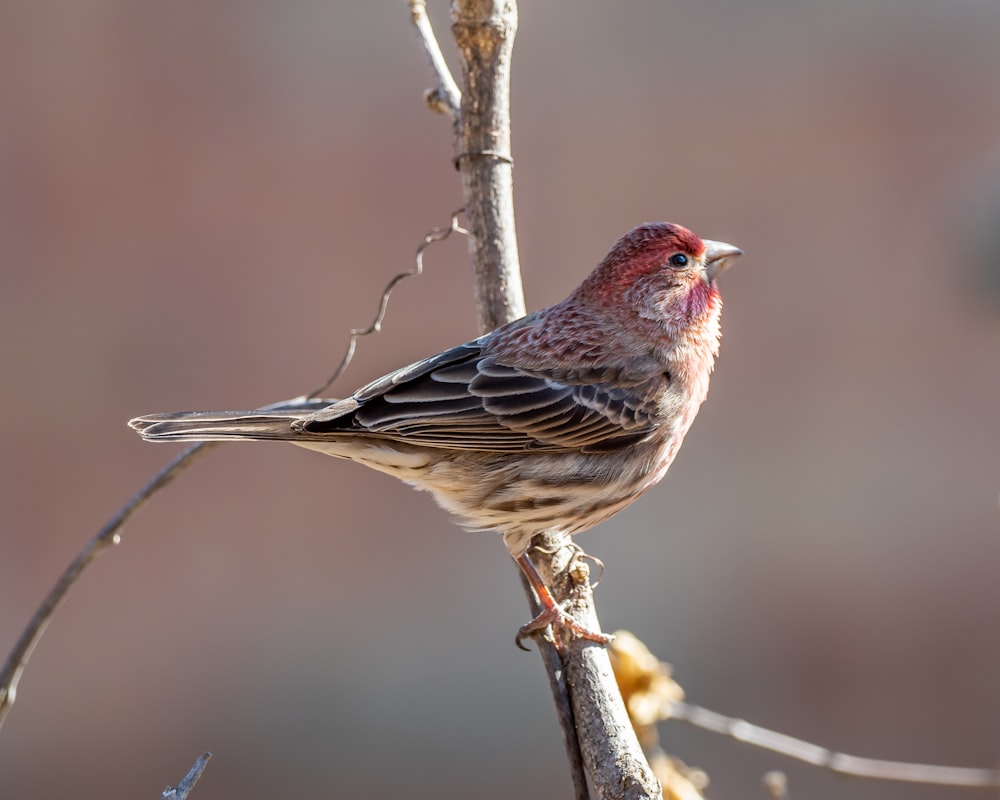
<box><xmin>296</xmin><ymin>339</ymin><xmax>663</xmax><ymax>453</ymax></box>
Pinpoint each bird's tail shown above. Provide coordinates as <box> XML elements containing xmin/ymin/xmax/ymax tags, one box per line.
<box><xmin>129</xmin><ymin>399</ymin><xmax>336</xmax><ymax>443</ymax></box>
<box><xmin>129</xmin><ymin>410</ymin><xmax>307</xmax><ymax>442</ymax></box>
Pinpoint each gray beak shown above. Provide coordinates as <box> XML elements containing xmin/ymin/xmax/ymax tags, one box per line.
<box><xmin>702</xmin><ymin>239</ymin><xmax>743</xmax><ymax>282</ymax></box>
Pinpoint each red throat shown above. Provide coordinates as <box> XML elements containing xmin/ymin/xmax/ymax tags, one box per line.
<box><xmin>683</xmin><ymin>279</ymin><xmax>719</xmax><ymax>320</ymax></box>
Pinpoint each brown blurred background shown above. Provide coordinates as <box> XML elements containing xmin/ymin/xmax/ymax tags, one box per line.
<box><xmin>1</xmin><ymin>2</ymin><xmax>999</xmax><ymax>798</ymax></box>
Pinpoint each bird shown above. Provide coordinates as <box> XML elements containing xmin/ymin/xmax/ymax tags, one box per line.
<box><xmin>130</xmin><ymin>222</ymin><xmax>741</xmax><ymax>647</ymax></box>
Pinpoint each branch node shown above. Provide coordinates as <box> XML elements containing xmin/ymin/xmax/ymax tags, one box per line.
<box><xmin>452</xmin><ymin>149</ymin><xmax>514</xmax><ymax>170</ymax></box>
<box><xmin>409</xmin><ymin>0</ymin><xmax>461</xmax><ymax>120</ymax></box>
<box><xmin>424</xmin><ymin>88</ymin><xmax>454</xmax><ymax>116</ymax></box>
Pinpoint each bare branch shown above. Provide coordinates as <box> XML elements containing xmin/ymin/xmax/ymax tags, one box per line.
<box><xmin>518</xmin><ymin>568</ymin><xmax>590</xmax><ymax>800</ymax></box>
<box><xmin>531</xmin><ymin>537</ymin><xmax>662</xmax><ymax>800</ymax></box>
<box><xmin>162</xmin><ymin>752</ymin><xmax>212</xmax><ymax>800</ymax></box>
<box><xmin>0</xmin><ymin>442</ymin><xmax>217</xmax><ymax>732</ymax></box>
<box><xmin>450</xmin><ymin>0</ymin><xmax>525</xmax><ymax>333</ymax></box>
<box><xmin>672</xmin><ymin>701</ymin><xmax>1000</xmax><ymax>789</ymax></box>
<box><xmin>408</xmin><ymin>0</ymin><xmax>461</xmax><ymax>119</ymax></box>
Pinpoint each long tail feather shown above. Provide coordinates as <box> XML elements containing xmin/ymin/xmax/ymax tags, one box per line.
<box><xmin>129</xmin><ymin>410</ymin><xmax>308</xmax><ymax>443</ymax></box>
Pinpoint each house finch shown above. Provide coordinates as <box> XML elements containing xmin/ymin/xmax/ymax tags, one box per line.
<box><xmin>130</xmin><ymin>222</ymin><xmax>741</xmax><ymax>646</ymax></box>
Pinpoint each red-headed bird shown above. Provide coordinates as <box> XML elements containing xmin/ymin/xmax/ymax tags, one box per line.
<box><xmin>130</xmin><ymin>223</ymin><xmax>741</xmax><ymax>646</ymax></box>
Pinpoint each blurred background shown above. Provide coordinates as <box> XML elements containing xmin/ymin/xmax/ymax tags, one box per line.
<box><xmin>1</xmin><ymin>2</ymin><xmax>999</xmax><ymax>798</ymax></box>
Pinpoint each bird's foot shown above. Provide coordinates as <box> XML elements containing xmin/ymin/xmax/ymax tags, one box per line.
<box><xmin>514</xmin><ymin>550</ymin><xmax>614</xmax><ymax>652</ymax></box>
<box><xmin>515</xmin><ymin>602</ymin><xmax>614</xmax><ymax>652</ymax></box>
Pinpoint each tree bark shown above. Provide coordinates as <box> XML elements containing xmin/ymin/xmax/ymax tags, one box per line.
<box><xmin>450</xmin><ymin>0</ymin><xmax>525</xmax><ymax>332</ymax></box>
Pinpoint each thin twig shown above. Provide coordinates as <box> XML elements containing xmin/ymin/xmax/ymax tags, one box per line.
<box><xmin>0</xmin><ymin>442</ymin><xmax>218</xmax><ymax>731</ymax></box>
<box><xmin>1</xmin><ymin>211</ymin><xmax>466</xmax><ymax>733</ymax></box>
<box><xmin>306</xmin><ymin>209</ymin><xmax>468</xmax><ymax>399</ymax></box>
<box><xmin>408</xmin><ymin>0</ymin><xmax>461</xmax><ymax>119</ymax></box>
<box><xmin>162</xmin><ymin>752</ymin><xmax>212</xmax><ymax>800</ymax></box>
<box><xmin>672</xmin><ymin>701</ymin><xmax>1000</xmax><ymax>788</ymax></box>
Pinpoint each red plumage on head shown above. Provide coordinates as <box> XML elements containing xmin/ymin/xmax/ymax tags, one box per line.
<box><xmin>577</xmin><ymin>223</ymin><xmax>706</xmax><ymax>301</ymax></box>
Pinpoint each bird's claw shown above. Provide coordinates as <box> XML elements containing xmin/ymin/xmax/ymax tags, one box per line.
<box><xmin>515</xmin><ymin>603</ymin><xmax>615</xmax><ymax>653</ymax></box>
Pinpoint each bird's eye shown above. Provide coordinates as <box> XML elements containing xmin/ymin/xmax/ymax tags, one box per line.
<box><xmin>668</xmin><ymin>253</ymin><xmax>689</xmax><ymax>268</ymax></box>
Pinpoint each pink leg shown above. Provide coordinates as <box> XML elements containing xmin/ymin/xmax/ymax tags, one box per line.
<box><xmin>514</xmin><ymin>552</ymin><xmax>614</xmax><ymax>651</ymax></box>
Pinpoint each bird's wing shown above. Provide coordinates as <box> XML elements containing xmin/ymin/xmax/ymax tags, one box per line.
<box><xmin>297</xmin><ymin>341</ymin><xmax>661</xmax><ymax>453</ymax></box>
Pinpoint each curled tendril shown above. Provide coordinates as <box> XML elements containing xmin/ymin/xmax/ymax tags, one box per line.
<box><xmin>306</xmin><ymin>209</ymin><xmax>469</xmax><ymax>400</ymax></box>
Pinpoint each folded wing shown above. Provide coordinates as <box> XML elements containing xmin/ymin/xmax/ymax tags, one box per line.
<box><xmin>297</xmin><ymin>341</ymin><xmax>661</xmax><ymax>453</ymax></box>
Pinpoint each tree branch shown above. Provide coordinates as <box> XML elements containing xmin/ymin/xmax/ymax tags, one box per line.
<box><xmin>519</xmin><ymin>568</ymin><xmax>591</xmax><ymax>800</ymax></box>
<box><xmin>671</xmin><ymin>701</ymin><xmax>1000</xmax><ymax>788</ymax></box>
<box><xmin>450</xmin><ymin>0</ymin><xmax>525</xmax><ymax>332</ymax></box>
<box><xmin>408</xmin><ymin>0</ymin><xmax>461</xmax><ymax>118</ymax></box>
<box><xmin>0</xmin><ymin>442</ymin><xmax>217</xmax><ymax>732</ymax></box>
<box><xmin>533</xmin><ymin>536</ymin><xmax>662</xmax><ymax>800</ymax></box>
<box><xmin>161</xmin><ymin>751</ymin><xmax>212</xmax><ymax>800</ymax></box>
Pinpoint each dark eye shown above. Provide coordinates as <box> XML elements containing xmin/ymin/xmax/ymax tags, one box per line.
<box><xmin>668</xmin><ymin>253</ymin><xmax>689</xmax><ymax>268</ymax></box>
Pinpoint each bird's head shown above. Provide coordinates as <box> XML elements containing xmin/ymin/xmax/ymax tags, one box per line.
<box><xmin>576</xmin><ymin>222</ymin><xmax>742</xmax><ymax>337</ymax></box>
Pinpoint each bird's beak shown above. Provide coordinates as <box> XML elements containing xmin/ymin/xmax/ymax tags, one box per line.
<box><xmin>702</xmin><ymin>240</ymin><xmax>743</xmax><ymax>282</ymax></box>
